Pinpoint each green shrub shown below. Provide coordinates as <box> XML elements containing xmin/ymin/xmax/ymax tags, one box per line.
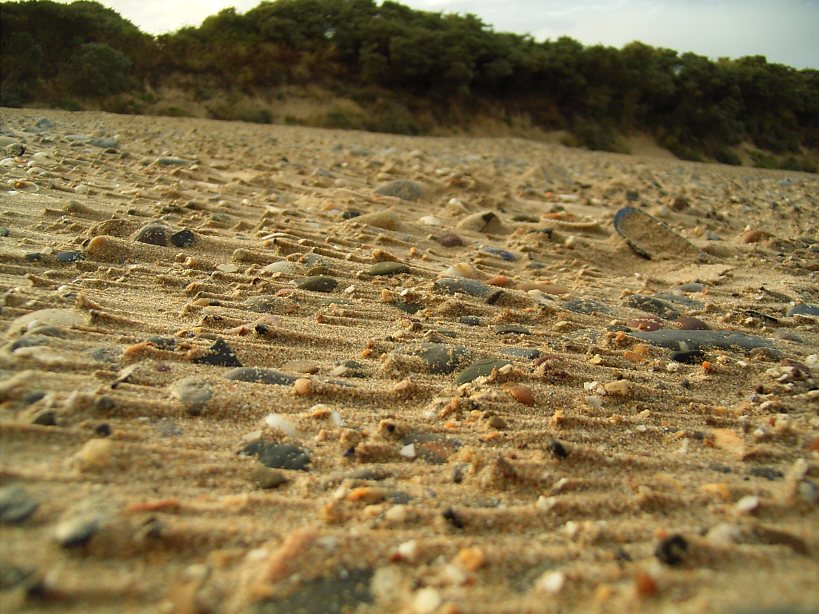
<box><xmin>64</xmin><ymin>42</ymin><xmax>134</xmax><ymax>98</ymax></box>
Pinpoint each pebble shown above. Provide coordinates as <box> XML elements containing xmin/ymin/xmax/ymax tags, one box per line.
<box><xmin>259</xmin><ymin>569</ymin><xmax>373</xmax><ymax>612</ymax></box>
<box><xmin>0</xmin><ymin>226</ymin><xmax>9</xmax><ymax>237</ymax></box>
<box><xmin>251</xmin><ymin>467</ymin><xmax>289</xmax><ymax>489</ymax></box>
<box><xmin>786</xmin><ymin>303</ymin><xmax>819</xmax><ymax>317</ymax></box>
<box><xmin>459</xmin><ymin>315</ymin><xmax>481</xmax><ymax>326</ymax></box>
<box><xmin>352</xmin><ymin>210</ymin><xmax>400</xmax><ymax>230</ymax></box>
<box><xmin>629</xmin><ymin>330</ymin><xmax>777</xmax><ymax>353</ymax></box>
<box><xmin>480</xmin><ymin>245</ymin><xmax>517</xmax><ymax>261</ymax></box>
<box><xmin>54</xmin><ymin>513</ymin><xmax>101</xmax><ymax>548</ymax></box>
<box><xmin>436</xmin><ymin>232</ymin><xmax>464</xmax><ymax>247</ymax></box>
<box><xmin>503</xmin><ymin>383</ymin><xmax>534</xmax><ymax>406</ymax></box>
<box><xmin>74</xmin><ymin>438</ymin><xmax>116</xmax><ymax>472</ymax></box>
<box><xmin>55</xmin><ymin>250</ymin><xmax>85</xmax><ymax>263</ymax></box>
<box><xmin>678</xmin><ymin>282</ymin><xmax>705</xmax><ymax>293</ymax></box>
<box><xmin>243</xmin><ymin>296</ymin><xmax>279</xmax><ymax>313</ymax></box>
<box><xmin>193</xmin><ymin>338</ymin><xmax>242</xmax><ymax>367</ymax></box>
<box><xmin>625</xmin><ymin>295</ymin><xmax>680</xmax><ymax>320</ymax></box>
<box><xmin>134</xmin><ymin>223</ymin><xmax>169</xmax><ymax>246</ymax></box>
<box><xmin>367</xmin><ymin>262</ymin><xmax>410</xmax><ymax>276</ymax></box>
<box><xmin>563</xmin><ymin>298</ymin><xmax>613</xmax><ymax>315</ymax></box>
<box><xmin>170</xmin><ymin>229</ymin><xmax>196</xmax><ymax>248</ymax></box>
<box><xmin>493</xmin><ymin>325</ymin><xmax>531</xmax><ymax>335</ymax></box>
<box><xmin>434</xmin><ymin>277</ymin><xmax>491</xmax><ymax>298</ymax></box>
<box><xmin>263</xmin><ymin>261</ymin><xmax>300</xmax><ymax>275</ymax></box>
<box><xmin>0</xmin><ymin>484</ymin><xmax>38</xmax><ymax>523</ymax></box>
<box><xmin>169</xmin><ymin>377</ymin><xmax>212</xmax><ymax>415</ymax></box>
<box><xmin>749</xmin><ymin>466</ymin><xmax>783</xmax><ymax>481</ymax></box>
<box><xmin>216</xmin><ymin>263</ymin><xmax>239</xmax><ymax>273</ymax></box>
<box><xmin>403</xmin><ymin>343</ymin><xmax>470</xmax><ymax>374</ymax></box>
<box><xmin>502</xmin><ymin>347</ymin><xmax>541</xmax><ymax>360</ymax></box>
<box><xmin>418</xmin><ymin>215</ymin><xmax>442</xmax><ymax>226</ymax></box>
<box><xmin>155</xmin><ymin>156</ymin><xmax>192</xmax><ymax>166</ymax></box>
<box><xmin>613</xmin><ymin>206</ymin><xmax>701</xmax><ymax>259</ymax></box>
<box><xmin>6</xmin><ymin>308</ymin><xmax>86</xmax><ymax>337</ymax></box>
<box><xmin>281</xmin><ymin>360</ymin><xmax>320</xmax><ymax>374</ymax></box>
<box><xmin>457</xmin><ymin>210</ymin><xmax>508</xmax><ymax>234</ymax></box>
<box><xmin>455</xmin><ymin>358</ymin><xmax>512</xmax><ymax>385</ymax></box>
<box><xmin>241</xmin><ymin>442</ymin><xmax>311</xmax><ymax>471</ymax></box>
<box><xmin>374</xmin><ymin>179</ymin><xmax>423</xmax><ymax>201</ymax></box>
<box><xmin>223</xmin><ymin>367</ymin><xmax>296</xmax><ymax>386</ymax></box>
<box><xmin>670</xmin><ymin>350</ymin><xmax>705</xmax><ymax>364</ymax></box>
<box><xmin>626</xmin><ymin>316</ymin><xmax>663</xmax><ymax>331</ymax></box>
<box><xmin>296</xmin><ymin>275</ymin><xmax>338</xmax><ymax>292</ymax></box>
<box><xmin>146</xmin><ymin>336</ymin><xmax>176</xmax><ymax>350</ymax></box>
<box><xmin>655</xmin><ymin>534</ymin><xmax>689</xmax><ymax>566</ymax></box>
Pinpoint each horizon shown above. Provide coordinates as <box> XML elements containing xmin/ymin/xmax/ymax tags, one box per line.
<box><xmin>42</xmin><ymin>0</ymin><xmax>819</xmax><ymax>70</ymax></box>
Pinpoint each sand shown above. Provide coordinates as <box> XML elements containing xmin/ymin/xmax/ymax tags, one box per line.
<box><xmin>0</xmin><ymin>108</ymin><xmax>817</xmax><ymax>613</ymax></box>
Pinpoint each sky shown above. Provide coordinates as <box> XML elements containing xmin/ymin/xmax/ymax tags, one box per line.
<box><xmin>53</xmin><ymin>0</ymin><xmax>818</xmax><ymax>69</ymax></box>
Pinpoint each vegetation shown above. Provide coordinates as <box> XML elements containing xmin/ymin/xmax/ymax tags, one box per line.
<box><xmin>2</xmin><ymin>0</ymin><xmax>817</xmax><ymax>169</ymax></box>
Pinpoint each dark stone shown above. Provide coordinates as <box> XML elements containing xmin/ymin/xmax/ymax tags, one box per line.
<box><xmin>90</xmin><ymin>347</ymin><xmax>121</xmax><ymax>363</ymax></box>
<box><xmin>55</xmin><ymin>515</ymin><xmax>100</xmax><ymax>548</ymax></box>
<box><xmin>749</xmin><ymin>466</ymin><xmax>784</xmax><ymax>481</ymax></box>
<box><xmin>403</xmin><ymin>343</ymin><xmax>470</xmax><ymax>374</ymax></box>
<box><xmin>367</xmin><ymin>261</ymin><xmax>410</xmax><ymax>276</ymax></box>
<box><xmin>242</xmin><ymin>442</ymin><xmax>311</xmax><ymax>471</ymax></box>
<box><xmin>24</xmin><ymin>253</ymin><xmax>44</xmax><ymax>262</ymax></box>
<box><xmin>670</xmin><ymin>349</ymin><xmax>705</xmax><ymax>364</ymax></box>
<box><xmin>655</xmin><ymin>534</ymin><xmax>689</xmax><ymax>566</ymax></box>
<box><xmin>55</xmin><ymin>250</ymin><xmax>85</xmax><ymax>263</ymax></box>
<box><xmin>193</xmin><ymin>338</ymin><xmax>242</xmax><ymax>367</ymax></box>
<box><xmin>20</xmin><ymin>391</ymin><xmax>46</xmax><ymax>405</ymax></box>
<box><xmin>31</xmin><ymin>411</ymin><xmax>56</xmax><ymax>426</ymax></box>
<box><xmin>243</xmin><ymin>296</ymin><xmax>278</xmax><ymax>313</ymax></box>
<box><xmin>94</xmin><ymin>423</ymin><xmax>111</xmax><ymax>437</ymax></box>
<box><xmin>374</xmin><ymin>179</ymin><xmax>423</xmax><ymax>201</ymax></box>
<box><xmin>11</xmin><ymin>337</ymin><xmax>49</xmax><ymax>351</ymax></box>
<box><xmin>653</xmin><ymin>292</ymin><xmax>703</xmax><ymax>310</ymax></box>
<box><xmin>493</xmin><ymin>325</ymin><xmax>531</xmax><ymax>335</ymax></box>
<box><xmin>224</xmin><ymin>367</ymin><xmax>296</xmax><ymax>386</ymax></box>
<box><xmin>502</xmin><ymin>347</ymin><xmax>541</xmax><ymax>360</ymax></box>
<box><xmin>434</xmin><ymin>277</ymin><xmax>491</xmax><ymax>298</ymax></box>
<box><xmin>629</xmin><ymin>330</ymin><xmax>778</xmax><ymax>355</ymax></box>
<box><xmin>146</xmin><ymin>336</ymin><xmax>176</xmax><ymax>350</ymax></box>
<box><xmin>156</xmin><ymin>156</ymin><xmax>192</xmax><ymax>166</ymax></box>
<box><xmin>678</xmin><ymin>283</ymin><xmax>704</xmax><ymax>293</ymax></box>
<box><xmin>442</xmin><ymin>507</ymin><xmax>465</xmax><ymax>529</ymax></box>
<box><xmin>341</xmin><ymin>210</ymin><xmax>361</xmax><ymax>219</ymax></box>
<box><xmin>134</xmin><ymin>223</ymin><xmax>168</xmax><ymax>246</ymax></box>
<box><xmin>625</xmin><ymin>295</ymin><xmax>680</xmax><ymax>320</ymax></box>
<box><xmin>0</xmin><ymin>227</ymin><xmax>9</xmax><ymax>237</ymax></box>
<box><xmin>549</xmin><ymin>440</ymin><xmax>568</xmax><ymax>459</ymax></box>
<box><xmin>459</xmin><ymin>315</ymin><xmax>481</xmax><ymax>326</ymax></box>
<box><xmin>455</xmin><ymin>358</ymin><xmax>512</xmax><ymax>385</ymax></box>
<box><xmin>252</xmin><ymin>568</ymin><xmax>373</xmax><ymax>614</ymax></box>
<box><xmin>0</xmin><ymin>484</ymin><xmax>38</xmax><ymax>523</ymax></box>
<box><xmin>786</xmin><ymin>303</ymin><xmax>819</xmax><ymax>317</ymax></box>
<box><xmin>170</xmin><ymin>229</ymin><xmax>196</xmax><ymax>247</ymax></box>
<box><xmin>296</xmin><ymin>275</ymin><xmax>338</xmax><ymax>292</ymax></box>
<box><xmin>480</xmin><ymin>246</ymin><xmax>517</xmax><ymax>261</ymax></box>
<box><xmin>436</xmin><ymin>232</ymin><xmax>464</xmax><ymax>247</ymax></box>
<box><xmin>89</xmin><ymin>137</ymin><xmax>118</xmax><ymax>149</ymax></box>
<box><xmin>676</xmin><ymin>316</ymin><xmax>710</xmax><ymax>330</ymax></box>
<box><xmin>563</xmin><ymin>298</ymin><xmax>613</xmax><ymax>315</ymax></box>
<box><xmin>394</xmin><ymin>301</ymin><xmax>422</xmax><ymax>314</ymax></box>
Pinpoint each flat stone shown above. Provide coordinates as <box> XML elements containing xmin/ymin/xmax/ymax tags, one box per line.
<box><xmin>55</xmin><ymin>250</ymin><xmax>85</xmax><ymax>263</ymax></box>
<box><xmin>459</xmin><ymin>315</ymin><xmax>481</xmax><ymax>326</ymax></box>
<box><xmin>480</xmin><ymin>246</ymin><xmax>517</xmax><ymax>261</ymax></box>
<box><xmin>625</xmin><ymin>295</ymin><xmax>680</xmax><ymax>320</ymax></box>
<box><xmin>243</xmin><ymin>296</ymin><xmax>278</xmax><ymax>313</ymax></box>
<box><xmin>0</xmin><ymin>484</ymin><xmax>38</xmax><ymax>523</ymax></box>
<box><xmin>263</xmin><ymin>261</ymin><xmax>300</xmax><ymax>275</ymax></box>
<box><xmin>455</xmin><ymin>358</ymin><xmax>512</xmax><ymax>385</ymax></box>
<box><xmin>169</xmin><ymin>377</ymin><xmax>212</xmax><ymax>415</ymax></box>
<box><xmin>145</xmin><ymin>336</ymin><xmax>176</xmax><ymax>350</ymax></box>
<box><xmin>614</xmin><ymin>206</ymin><xmax>702</xmax><ymax>260</ymax></box>
<box><xmin>242</xmin><ymin>442</ymin><xmax>311</xmax><ymax>471</ymax></box>
<box><xmin>678</xmin><ymin>283</ymin><xmax>704</xmax><ymax>293</ymax></box>
<box><xmin>494</xmin><ymin>325</ymin><xmax>531</xmax><ymax>335</ymax></box>
<box><xmin>254</xmin><ymin>568</ymin><xmax>373</xmax><ymax>613</ymax></box>
<box><xmin>436</xmin><ymin>232</ymin><xmax>464</xmax><ymax>247</ymax></box>
<box><xmin>193</xmin><ymin>338</ymin><xmax>242</xmax><ymax>367</ymax></box>
<box><xmin>134</xmin><ymin>223</ymin><xmax>168</xmax><ymax>246</ymax></box>
<box><xmin>629</xmin><ymin>330</ymin><xmax>778</xmax><ymax>354</ymax></box>
<box><xmin>352</xmin><ymin>210</ymin><xmax>400</xmax><ymax>231</ymax></box>
<box><xmin>676</xmin><ymin>316</ymin><xmax>710</xmax><ymax>330</ymax></box>
<box><xmin>374</xmin><ymin>179</ymin><xmax>423</xmax><ymax>201</ymax></box>
<box><xmin>786</xmin><ymin>303</ymin><xmax>819</xmax><ymax>317</ymax></box>
<box><xmin>224</xmin><ymin>367</ymin><xmax>296</xmax><ymax>386</ymax></box>
<box><xmin>155</xmin><ymin>156</ymin><xmax>192</xmax><ymax>166</ymax></box>
<box><xmin>296</xmin><ymin>275</ymin><xmax>338</xmax><ymax>292</ymax></box>
<box><xmin>6</xmin><ymin>309</ymin><xmax>87</xmax><ymax>337</ymax></box>
<box><xmin>170</xmin><ymin>229</ymin><xmax>196</xmax><ymax>247</ymax></box>
<box><xmin>502</xmin><ymin>347</ymin><xmax>541</xmax><ymax>360</ymax></box>
<box><xmin>367</xmin><ymin>262</ymin><xmax>410</xmax><ymax>276</ymax></box>
<box><xmin>281</xmin><ymin>360</ymin><xmax>320</xmax><ymax>374</ymax></box>
<box><xmin>403</xmin><ymin>343</ymin><xmax>470</xmax><ymax>374</ymax></box>
<box><xmin>434</xmin><ymin>278</ymin><xmax>491</xmax><ymax>298</ymax></box>
<box><xmin>54</xmin><ymin>513</ymin><xmax>101</xmax><ymax>548</ymax></box>
<box><xmin>670</xmin><ymin>350</ymin><xmax>705</xmax><ymax>364</ymax></box>
<box><xmin>563</xmin><ymin>298</ymin><xmax>613</xmax><ymax>315</ymax></box>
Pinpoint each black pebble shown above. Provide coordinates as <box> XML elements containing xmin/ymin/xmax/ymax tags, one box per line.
<box><xmin>31</xmin><ymin>411</ymin><xmax>56</xmax><ymax>426</ymax></box>
<box><xmin>170</xmin><ymin>229</ymin><xmax>196</xmax><ymax>248</ymax></box>
<box><xmin>342</xmin><ymin>211</ymin><xmax>361</xmax><ymax>219</ymax></box>
<box><xmin>549</xmin><ymin>440</ymin><xmax>569</xmax><ymax>459</ymax></box>
<box><xmin>655</xmin><ymin>534</ymin><xmax>689</xmax><ymax>566</ymax></box>
<box><xmin>24</xmin><ymin>253</ymin><xmax>44</xmax><ymax>262</ymax></box>
<box><xmin>459</xmin><ymin>316</ymin><xmax>481</xmax><ymax>326</ymax></box>
<box><xmin>670</xmin><ymin>349</ymin><xmax>705</xmax><ymax>364</ymax></box>
<box><xmin>442</xmin><ymin>507</ymin><xmax>464</xmax><ymax>529</ymax></box>
<box><xmin>242</xmin><ymin>442</ymin><xmax>311</xmax><ymax>471</ymax></box>
<box><xmin>94</xmin><ymin>424</ymin><xmax>111</xmax><ymax>437</ymax></box>
<box><xmin>193</xmin><ymin>338</ymin><xmax>242</xmax><ymax>367</ymax></box>
<box><xmin>749</xmin><ymin>466</ymin><xmax>784</xmax><ymax>481</ymax></box>
<box><xmin>55</xmin><ymin>251</ymin><xmax>85</xmax><ymax>263</ymax></box>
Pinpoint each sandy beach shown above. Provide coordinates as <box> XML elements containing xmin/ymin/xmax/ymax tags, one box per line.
<box><xmin>0</xmin><ymin>108</ymin><xmax>817</xmax><ymax>613</ymax></box>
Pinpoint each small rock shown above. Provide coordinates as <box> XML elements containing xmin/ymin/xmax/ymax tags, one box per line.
<box><xmin>404</xmin><ymin>343</ymin><xmax>470</xmax><ymax>374</ymax></box>
<box><xmin>749</xmin><ymin>466</ymin><xmax>784</xmax><ymax>481</ymax></box>
<box><xmin>243</xmin><ymin>296</ymin><xmax>278</xmax><ymax>313</ymax></box>
<box><xmin>655</xmin><ymin>534</ymin><xmax>689</xmax><ymax>566</ymax></box>
<box><xmin>296</xmin><ymin>275</ymin><xmax>338</xmax><ymax>292</ymax></box>
<box><xmin>676</xmin><ymin>315</ymin><xmax>710</xmax><ymax>330</ymax></box>
<box><xmin>614</xmin><ymin>206</ymin><xmax>701</xmax><ymax>260</ymax></box>
<box><xmin>170</xmin><ymin>377</ymin><xmax>212</xmax><ymax>415</ymax></box>
<box><xmin>670</xmin><ymin>349</ymin><xmax>705</xmax><ymax>364</ymax></box>
<box><xmin>374</xmin><ymin>179</ymin><xmax>423</xmax><ymax>201</ymax></box>
<box><xmin>367</xmin><ymin>262</ymin><xmax>410</xmax><ymax>276</ymax></box>
<box><xmin>434</xmin><ymin>278</ymin><xmax>491</xmax><ymax>298</ymax></box>
<box><xmin>170</xmin><ymin>229</ymin><xmax>196</xmax><ymax>248</ymax></box>
<box><xmin>455</xmin><ymin>358</ymin><xmax>512</xmax><ymax>385</ymax></box>
<box><xmin>626</xmin><ymin>295</ymin><xmax>680</xmax><ymax>320</ymax></box>
<box><xmin>629</xmin><ymin>330</ymin><xmax>777</xmax><ymax>354</ymax></box>
<box><xmin>241</xmin><ymin>442</ymin><xmax>311</xmax><ymax>471</ymax></box>
<box><xmin>0</xmin><ymin>484</ymin><xmax>38</xmax><ymax>523</ymax></box>
<box><xmin>436</xmin><ymin>232</ymin><xmax>464</xmax><ymax>247</ymax></box>
<box><xmin>281</xmin><ymin>360</ymin><xmax>320</xmax><ymax>374</ymax></box>
<box><xmin>55</xmin><ymin>250</ymin><xmax>85</xmax><ymax>263</ymax></box>
<box><xmin>458</xmin><ymin>315</ymin><xmax>481</xmax><ymax>326</ymax></box>
<box><xmin>155</xmin><ymin>156</ymin><xmax>192</xmax><ymax>166</ymax></box>
<box><xmin>502</xmin><ymin>347</ymin><xmax>541</xmax><ymax>360</ymax></box>
<box><xmin>263</xmin><ymin>261</ymin><xmax>300</xmax><ymax>275</ymax></box>
<box><xmin>54</xmin><ymin>514</ymin><xmax>100</xmax><ymax>548</ymax></box>
<box><xmin>563</xmin><ymin>298</ymin><xmax>612</xmax><ymax>315</ymax></box>
<box><xmin>493</xmin><ymin>325</ymin><xmax>531</xmax><ymax>335</ymax></box>
<box><xmin>457</xmin><ymin>210</ymin><xmax>509</xmax><ymax>234</ymax></box>
<box><xmin>193</xmin><ymin>338</ymin><xmax>242</xmax><ymax>367</ymax></box>
<box><xmin>134</xmin><ymin>223</ymin><xmax>168</xmax><ymax>246</ymax></box>
<box><xmin>352</xmin><ymin>210</ymin><xmax>400</xmax><ymax>231</ymax></box>
<box><xmin>786</xmin><ymin>303</ymin><xmax>819</xmax><ymax>318</ymax></box>
<box><xmin>740</xmin><ymin>229</ymin><xmax>771</xmax><ymax>243</ymax></box>
<box><xmin>224</xmin><ymin>367</ymin><xmax>296</xmax><ymax>386</ymax></box>
<box><xmin>251</xmin><ymin>467</ymin><xmax>289</xmax><ymax>489</ymax></box>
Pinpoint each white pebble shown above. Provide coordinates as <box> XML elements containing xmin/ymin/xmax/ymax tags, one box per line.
<box><xmin>263</xmin><ymin>413</ymin><xmax>298</xmax><ymax>437</ymax></box>
<box><xmin>736</xmin><ymin>495</ymin><xmax>760</xmax><ymax>514</ymax></box>
<box><xmin>536</xmin><ymin>570</ymin><xmax>566</xmax><ymax>594</ymax></box>
<box><xmin>413</xmin><ymin>588</ymin><xmax>442</xmax><ymax>614</ymax></box>
<box><xmin>399</xmin><ymin>443</ymin><xmax>416</xmax><ymax>459</ymax></box>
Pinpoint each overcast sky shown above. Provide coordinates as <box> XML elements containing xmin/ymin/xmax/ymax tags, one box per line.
<box><xmin>53</xmin><ymin>0</ymin><xmax>818</xmax><ymax>69</ymax></box>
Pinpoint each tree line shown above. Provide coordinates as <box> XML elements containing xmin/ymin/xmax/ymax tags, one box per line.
<box><xmin>2</xmin><ymin>0</ymin><xmax>817</xmax><ymax>170</ymax></box>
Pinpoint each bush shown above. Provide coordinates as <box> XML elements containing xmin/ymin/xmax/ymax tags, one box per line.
<box><xmin>64</xmin><ymin>42</ymin><xmax>134</xmax><ymax>97</ymax></box>
<box><xmin>713</xmin><ymin>147</ymin><xmax>741</xmax><ymax>166</ymax></box>
<box><xmin>237</xmin><ymin>107</ymin><xmax>274</xmax><ymax>124</ymax></box>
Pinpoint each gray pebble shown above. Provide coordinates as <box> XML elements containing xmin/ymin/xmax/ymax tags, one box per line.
<box><xmin>503</xmin><ymin>347</ymin><xmax>541</xmax><ymax>360</ymax></box>
<box><xmin>170</xmin><ymin>377</ymin><xmax>212</xmax><ymax>415</ymax></box>
<box><xmin>494</xmin><ymin>325</ymin><xmax>531</xmax><ymax>335</ymax></box>
<box><xmin>374</xmin><ymin>179</ymin><xmax>423</xmax><ymax>201</ymax></box>
<box><xmin>134</xmin><ymin>223</ymin><xmax>168</xmax><ymax>246</ymax></box>
<box><xmin>0</xmin><ymin>484</ymin><xmax>38</xmax><ymax>523</ymax></box>
<box><xmin>403</xmin><ymin>343</ymin><xmax>470</xmax><ymax>374</ymax></box>
<box><xmin>296</xmin><ymin>275</ymin><xmax>338</xmax><ymax>292</ymax></box>
<box><xmin>155</xmin><ymin>156</ymin><xmax>192</xmax><ymax>166</ymax></box>
<box><xmin>435</xmin><ymin>277</ymin><xmax>491</xmax><ymax>298</ymax></box>
<box><xmin>170</xmin><ymin>229</ymin><xmax>195</xmax><ymax>248</ymax></box>
<box><xmin>630</xmin><ymin>330</ymin><xmax>778</xmax><ymax>354</ymax></box>
<box><xmin>786</xmin><ymin>303</ymin><xmax>819</xmax><ymax>317</ymax></box>
<box><xmin>242</xmin><ymin>442</ymin><xmax>311</xmax><ymax>471</ymax></box>
<box><xmin>367</xmin><ymin>261</ymin><xmax>410</xmax><ymax>276</ymax></box>
<box><xmin>223</xmin><ymin>367</ymin><xmax>296</xmax><ymax>386</ymax></box>
<box><xmin>625</xmin><ymin>295</ymin><xmax>680</xmax><ymax>320</ymax></box>
<box><xmin>455</xmin><ymin>358</ymin><xmax>512</xmax><ymax>385</ymax></box>
<box><xmin>563</xmin><ymin>298</ymin><xmax>613</xmax><ymax>315</ymax></box>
